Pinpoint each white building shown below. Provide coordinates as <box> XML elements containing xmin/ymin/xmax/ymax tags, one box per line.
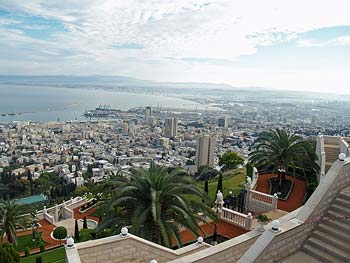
<box><xmin>164</xmin><ymin>118</ymin><xmax>178</xmax><ymax>138</ymax></box>
<box><xmin>196</xmin><ymin>135</ymin><xmax>216</xmax><ymax>169</ymax></box>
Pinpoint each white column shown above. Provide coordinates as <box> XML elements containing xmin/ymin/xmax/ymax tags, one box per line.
<box><xmin>272</xmin><ymin>193</ymin><xmax>278</xmax><ymax>210</ymax></box>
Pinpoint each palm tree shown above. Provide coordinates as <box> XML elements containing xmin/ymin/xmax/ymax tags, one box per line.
<box><xmin>0</xmin><ymin>200</ymin><xmax>31</xmax><ymax>245</ymax></box>
<box><xmin>97</xmin><ymin>162</ymin><xmax>216</xmax><ymax>248</ymax></box>
<box><xmin>249</xmin><ymin>129</ymin><xmax>319</xmax><ymax>176</ymax></box>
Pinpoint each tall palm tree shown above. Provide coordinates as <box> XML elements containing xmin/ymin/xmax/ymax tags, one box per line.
<box><xmin>97</xmin><ymin>162</ymin><xmax>216</xmax><ymax>248</ymax></box>
<box><xmin>0</xmin><ymin>200</ymin><xmax>31</xmax><ymax>245</ymax></box>
<box><xmin>249</xmin><ymin>129</ymin><xmax>319</xmax><ymax>175</ymax></box>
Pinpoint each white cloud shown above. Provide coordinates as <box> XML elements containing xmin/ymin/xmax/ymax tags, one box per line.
<box><xmin>1</xmin><ymin>0</ymin><xmax>350</xmax><ymax>93</ymax></box>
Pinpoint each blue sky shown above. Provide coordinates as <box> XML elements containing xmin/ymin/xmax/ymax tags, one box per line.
<box><xmin>1</xmin><ymin>0</ymin><xmax>350</xmax><ymax>93</ymax></box>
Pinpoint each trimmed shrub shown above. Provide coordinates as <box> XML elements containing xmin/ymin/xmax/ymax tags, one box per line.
<box><xmin>53</xmin><ymin>226</ymin><xmax>67</xmax><ymax>245</ymax></box>
<box><xmin>79</xmin><ymin>229</ymin><xmax>92</xmax><ymax>242</ymax></box>
<box><xmin>216</xmin><ymin>173</ymin><xmax>223</xmax><ymax>193</ymax></box>
<box><xmin>24</xmin><ymin>247</ymin><xmax>30</xmax><ymax>257</ymax></box>
<box><xmin>39</xmin><ymin>244</ymin><xmax>45</xmax><ymax>252</ymax></box>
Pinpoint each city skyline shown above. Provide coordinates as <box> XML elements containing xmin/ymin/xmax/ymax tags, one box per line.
<box><xmin>1</xmin><ymin>1</ymin><xmax>350</xmax><ymax>93</ymax></box>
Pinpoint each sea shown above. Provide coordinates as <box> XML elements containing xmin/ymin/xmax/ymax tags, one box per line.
<box><xmin>0</xmin><ymin>84</ymin><xmax>203</xmax><ymax>122</ymax></box>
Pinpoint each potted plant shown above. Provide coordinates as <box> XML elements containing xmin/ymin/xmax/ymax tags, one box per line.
<box><xmin>255</xmin><ymin>213</ymin><xmax>271</xmax><ymax>231</ymax></box>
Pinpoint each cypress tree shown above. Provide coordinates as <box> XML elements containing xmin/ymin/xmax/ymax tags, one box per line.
<box><xmin>74</xmin><ymin>219</ymin><xmax>80</xmax><ymax>241</ymax></box>
<box><xmin>203</xmin><ymin>180</ymin><xmax>209</xmax><ymax>203</ymax></box>
<box><xmin>83</xmin><ymin>216</ymin><xmax>88</xmax><ymax>229</ymax></box>
<box><xmin>216</xmin><ymin>173</ymin><xmax>223</xmax><ymax>194</ymax></box>
<box><xmin>204</xmin><ymin>180</ymin><xmax>209</xmax><ymax>195</ymax></box>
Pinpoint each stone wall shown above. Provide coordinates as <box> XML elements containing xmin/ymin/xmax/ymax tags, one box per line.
<box><xmin>69</xmin><ymin>234</ymin><xmax>211</xmax><ymax>263</ymax></box>
<box><xmin>167</xmin><ymin>231</ymin><xmax>259</xmax><ymax>263</ymax></box>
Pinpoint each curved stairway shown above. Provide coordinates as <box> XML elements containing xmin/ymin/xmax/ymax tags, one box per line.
<box><xmin>301</xmin><ymin>187</ymin><xmax>350</xmax><ymax>263</ymax></box>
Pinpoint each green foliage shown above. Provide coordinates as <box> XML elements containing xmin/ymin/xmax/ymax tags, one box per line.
<box><xmin>255</xmin><ymin>214</ymin><xmax>271</xmax><ymax>223</ymax></box>
<box><xmin>0</xmin><ymin>200</ymin><xmax>31</xmax><ymax>245</ymax></box>
<box><xmin>219</xmin><ymin>151</ymin><xmax>244</xmax><ymax>171</ymax></box>
<box><xmin>216</xmin><ymin>173</ymin><xmax>223</xmax><ymax>194</ymax></box>
<box><xmin>79</xmin><ymin>229</ymin><xmax>92</xmax><ymax>242</ymax></box>
<box><xmin>246</xmin><ymin>163</ymin><xmax>253</xmax><ymax>178</ymax></box>
<box><xmin>15</xmin><ymin>232</ymin><xmax>46</xmax><ymax>252</ymax></box>
<box><xmin>204</xmin><ymin>181</ymin><xmax>209</xmax><ymax>194</ymax></box>
<box><xmin>24</xmin><ymin>247</ymin><xmax>30</xmax><ymax>257</ymax></box>
<box><xmin>193</xmin><ymin>168</ymin><xmax>246</xmax><ymax>204</ymax></box>
<box><xmin>53</xmin><ymin>226</ymin><xmax>67</xmax><ymax>241</ymax></box>
<box><xmin>249</xmin><ymin>129</ymin><xmax>319</xmax><ymax>176</ymax></box>
<box><xmin>83</xmin><ymin>216</ymin><xmax>88</xmax><ymax>229</ymax></box>
<box><xmin>97</xmin><ymin>161</ymin><xmax>216</xmax><ymax>248</ymax></box>
<box><xmin>36</xmin><ymin>256</ymin><xmax>42</xmax><ymax>263</ymax></box>
<box><xmin>19</xmin><ymin>247</ymin><xmax>65</xmax><ymax>263</ymax></box>
<box><xmin>0</xmin><ymin>243</ymin><xmax>20</xmax><ymax>263</ymax></box>
<box><xmin>74</xmin><ymin>186</ymin><xmax>89</xmax><ymax>196</ymax></box>
<box><xmin>74</xmin><ymin>220</ymin><xmax>80</xmax><ymax>241</ymax></box>
<box><xmin>39</xmin><ymin>244</ymin><xmax>45</xmax><ymax>253</ymax></box>
<box><xmin>195</xmin><ymin>165</ymin><xmax>219</xmax><ymax>181</ymax></box>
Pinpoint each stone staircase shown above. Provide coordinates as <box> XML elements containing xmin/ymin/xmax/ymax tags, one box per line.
<box><xmin>302</xmin><ymin>188</ymin><xmax>350</xmax><ymax>263</ymax></box>
<box><xmin>324</xmin><ymin>144</ymin><xmax>340</xmax><ymax>174</ymax></box>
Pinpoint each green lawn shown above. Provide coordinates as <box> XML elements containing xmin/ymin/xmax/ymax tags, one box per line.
<box><xmin>20</xmin><ymin>247</ymin><xmax>66</xmax><ymax>263</ymax></box>
<box><xmin>194</xmin><ymin>168</ymin><xmax>246</xmax><ymax>202</ymax></box>
<box><xmin>16</xmin><ymin>232</ymin><xmax>47</xmax><ymax>252</ymax></box>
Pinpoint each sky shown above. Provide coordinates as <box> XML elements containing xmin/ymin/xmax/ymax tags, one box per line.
<box><xmin>1</xmin><ymin>0</ymin><xmax>350</xmax><ymax>93</ymax></box>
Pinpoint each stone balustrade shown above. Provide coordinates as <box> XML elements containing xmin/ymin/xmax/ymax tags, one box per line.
<box><xmin>245</xmin><ymin>189</ymin><xmax>278</xmax><ymax>213</ymax></box>
<box><xmin>221</xmin><ymin>207</ymin><xmax>253</xmax><ymax>230</ymax></box>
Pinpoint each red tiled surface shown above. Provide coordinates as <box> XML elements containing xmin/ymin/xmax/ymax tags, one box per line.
<box><xmin>255</xmin><ymin>173</ymin><xmax>306</xmax><ymax>212</ymax></box>
<box><xmin>73</xmin><ymin>206</ymin><xmax>100</xmax><ymax>222</ymax></box>
<box><xmin>175</xmin><ymin>220</ymin><xmax>248</xmax><ymax>245</ymax></box>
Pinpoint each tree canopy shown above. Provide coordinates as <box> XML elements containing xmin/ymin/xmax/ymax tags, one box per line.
<box><xmin>97</xmin><ymin>162</ymin><xmax>216</xmax><ymax>248</ymax></box>
<box><xmin>219</xmin><ymin>151</ymin><xmax>244</xmax><ymax>171</ymax></box>
<box><xmin>249</xmin><ymin>129</ymin><xmax>319</xmax><ymax>175</ymax></box>
<box><xmin>0</xmin><ymin>200</ymin><xmax>31</xmax><ymax>245</ymax></box>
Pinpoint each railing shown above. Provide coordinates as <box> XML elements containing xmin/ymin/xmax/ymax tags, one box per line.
<box><xmin>44</xmin><ymin>212</ymin><xmax>54</xmax><ymax>224</ymax></box>
<box><xmin>63</xmin><ymin>206</ymin><xmax>74</xmax><ymax>220</ymax></box>
<box><xmin>246</xmin><ymin>190</ymin><xmax>278</xmax><ymax>213</ymax></box>
<box><xmin>339</xmin><ymin>138</ymin><xmax>350</xmax><ymax>157</ymax></box>
<box><xmin>250</xmin><ymin>168</ymin><xmax>258</xmax><ymax>190</ymax></box>
<box><xmin>221</xmin><ymin>208</ymin><xmax>253</xmax><ymax>230</ymax></box>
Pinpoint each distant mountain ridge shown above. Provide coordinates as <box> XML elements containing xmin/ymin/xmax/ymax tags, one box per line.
<box><xmin>0</xmin><ymin>75</ymin><xmax>234</xmax><ymax>90</ymax></box>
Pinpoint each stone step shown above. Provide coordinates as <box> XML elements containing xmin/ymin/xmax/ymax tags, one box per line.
<box><xmin>307</xmin><ymin>237</ymin><xmax>349</xmax><ymax>262</ymax></box>
<box><xmin>339</xmin><ymin>192</ymin><xmax>350</xmax><ymax>201</ymax></box>
<box><xmin>327</xmin><ymin>208</ymin><xmax>350</xmax><ymax>220</ymax></box>
<box><xmin>329</xmin><ymin>204</ymin><xmax>350</xmax><ymax>216</ymax></box>
<box><xmin>326</xmin><ymin>219</ymin><xmax>350</xmax><ymax>233</ymax></box>
<box><xmin>334</xmin><ymin>197</ymin><xmax>350</xmax><ymax>209</ymax></box>
<box><xmin>324</xmin><ymin>144</ymin><xmax>340</xmax><ymax>149</ymax></box>
<box><xmin>302</xmin><ymin>244</ymin><xmax>344</xmax><ymax>263</ymax></box>
<box><xmin>318</xmin><ymin>223</ymin><xmax>350</xmax><ymax>242</ymax></box>
<box><xmin>312</xmin><ymin>231</ymin><xmax>349</xmax><ymax>255</ymax></box>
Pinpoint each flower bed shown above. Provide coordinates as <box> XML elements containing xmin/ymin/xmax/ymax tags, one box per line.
<box><xmin>269</xmin><ymin>177</ymin><xmax>293</xmax><ymax>200</ymax></box>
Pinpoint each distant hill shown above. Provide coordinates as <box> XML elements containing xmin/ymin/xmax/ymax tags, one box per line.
<box><xmin>0</xmin><ymin>75</ymin><xmax>233</xmax><ymax>90</ymax></box>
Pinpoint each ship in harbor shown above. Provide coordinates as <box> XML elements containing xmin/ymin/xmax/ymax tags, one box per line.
<box><xmin>83</xmin><ymin>104</ymin><xmax>123</xmax><ymax>118</ymax></box>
